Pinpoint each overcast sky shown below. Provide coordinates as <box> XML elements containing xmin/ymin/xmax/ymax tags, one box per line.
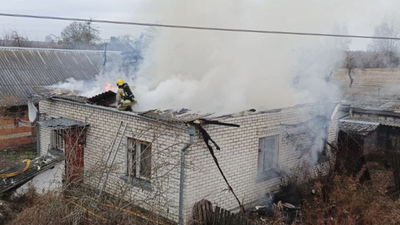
<box><xmin>1</xmin><ymin>0</ymin><xmax>400</xmax><ymax>49</ymax></box>
<box><xmin>0</xmin><ymin>0</ymin><xmax>148</xmax><ymax>42</ymax></box>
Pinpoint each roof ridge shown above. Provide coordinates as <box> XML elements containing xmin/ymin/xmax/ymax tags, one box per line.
<box><xmin>0</xmin><ymin>46</ymin><xmax>122</xmax><ymax>53</ymax></box>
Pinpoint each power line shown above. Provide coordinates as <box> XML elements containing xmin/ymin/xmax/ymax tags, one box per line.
<box><xmin>0</xmin><ymin>12</ymin><xmax>400</xmax><ymax>41</ymax></box>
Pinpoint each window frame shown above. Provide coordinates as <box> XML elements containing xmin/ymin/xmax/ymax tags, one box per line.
<box><xmin>126</xmin><ymin>138</ymin><xmax>152</xmax><ymax>182</ymax></box>
<box><xmin>50</xmin><ymin>129</ymin><xmax>64</xmax><ymax>150</ymax></box>
<box><xmin>256</xmin><ymin>135</ymin><xmax>280</xmax><ymax>182</ymax></box>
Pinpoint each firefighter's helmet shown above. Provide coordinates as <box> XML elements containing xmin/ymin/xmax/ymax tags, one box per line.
<box><xmin>116</xmin><ymin>79</ymin><xmax>124</xmax><ymax>86</ymax></box>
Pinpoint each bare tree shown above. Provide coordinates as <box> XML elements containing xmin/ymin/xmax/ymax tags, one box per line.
<box><xmin>0</xmin><ymin>30</ymin><xmax>32</xmax><ymax>47</ymax></box>
<box><xmin>61</xmin><ymin>21</ymin><xmax>100</xmax><ymax>49</ymax></box>
<box><xmin>344</xmin><ymin>52</ymin><xmax>356</xmax><ymax>88</ymax></box>
<box><xmin>44</xmin><ymin>35</ymin><xmax>56</xmax><ymax>43</ymax></box>
<box><xmin>368</xmin><ymin>18</ymin><xmax>400</xmax><ymax>67</ymax></box>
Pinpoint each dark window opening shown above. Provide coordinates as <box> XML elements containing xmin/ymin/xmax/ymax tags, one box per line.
<box><xmin>127</xmin><ymin>138</ymin><xmax>152</xmax><ymax>182</ymax></box>
<box><xmin>257</xmin><ymin>135</ymin><xmax>279</xmax><ymax>182</ymax></box>
<box><xmin>50</xmin><ymin>129</ymin><xmax>64</xmax><ymax>150</ymax></box>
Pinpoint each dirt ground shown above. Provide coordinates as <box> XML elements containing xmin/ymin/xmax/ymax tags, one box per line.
<box><xmin>0</xmin><ymin>144</ymin><xmax>37</xmax><ymax>171</ymax></box>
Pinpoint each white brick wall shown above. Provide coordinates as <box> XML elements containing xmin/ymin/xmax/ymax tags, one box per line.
<box><xmin>183</xmin><ymin>103</ymin><xmax>340</xmax><ymax>222</ymax></box>
<box><xmin>38</xmin><ymin>99</ymin><xmax>189</xmax><ymax>222</ymax></box>
<box><xmin>38</xmin><ymin>99</ymin><xmax>340</xmax><ymax>224</ymax></box>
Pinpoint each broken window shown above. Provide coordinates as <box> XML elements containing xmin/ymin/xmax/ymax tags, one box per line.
<box><xmin>50</xmin><ymin>129</ymin><xmax>64</xmax><ymax>150</ymax></box>
<box><xmin>257</xmin><ymin>136</ymin><xmax>279</xmax><ymax>182</ymax></box>
<box><xmin>127</xmin><ymin>138</ymin><xmax>152</xmax><ymax>182</ymax></box>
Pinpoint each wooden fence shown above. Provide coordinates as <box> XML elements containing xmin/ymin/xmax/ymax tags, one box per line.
<box><xmin>391</xmin><ymin>151</ymin><xmax>400</xmax><ymax>191</ymax></box>
<box><xmin>191</xmin><ymin>200</ymin><xmax>257</xmax><ymax>225</ymax></box>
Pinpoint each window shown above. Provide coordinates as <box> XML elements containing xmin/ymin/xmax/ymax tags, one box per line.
<box><xmin>257</xmin><ymin>136</ymin><xmax>279</xmax><ymax>182</ymax></box>
<box><xmin>50</xmin><ymin>129</ymin><xmax>64</xmax><ymax>150</ymax></box>
<box><xmin>127</xmin><ymin>138</ymin><xmax>152</xmax><ymax>182</ymax></box>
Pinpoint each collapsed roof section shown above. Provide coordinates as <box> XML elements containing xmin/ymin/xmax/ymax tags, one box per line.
<box><xmin>88</xmin><ymin>91</ymin><xmax>116</xmax><ymax>106</ymax></box>
<box><xmin>33</xmin><ymin>89</ymin><xmax>211</xmax><ymax>127</ymax></box>
<box><xmin>36</xmin><ymin>87</ymin><xmax>341</xmax><ymax>128</ymax></box>
<box><xmin>138</xmin><ymin>109</ymin><xmax>212</xmax><ymax>123</ymax></box>
<box><xmin>34</xmin><ymin>88</ymin><xmax>212</xmax><ymax>124</ymax></box>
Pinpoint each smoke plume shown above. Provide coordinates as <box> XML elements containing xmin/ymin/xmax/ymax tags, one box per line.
<box><xmin>52</xmin><ymin>0</ymin><xmax>400</xmax><ymax>115</ymax></box>
<box><xmin>48</xmin><ymin>0</ymin><xmax>400</xmax><ymax>166</ymax></box>
<box><xmin>130</xmin><ymin>1</ymin><xmax>364</xmax><ymax>114</ymax></box>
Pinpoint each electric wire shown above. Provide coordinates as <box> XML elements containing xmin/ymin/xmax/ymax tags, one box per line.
<box><xmin>0</xmin><ymin>12</ymin><xmax>400</xmax><ymax>40</ymax></box>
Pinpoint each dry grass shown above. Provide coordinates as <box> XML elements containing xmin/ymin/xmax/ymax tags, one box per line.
<box><xmin>248</xmin><ymin>160</ymin><xmax>400</xmax><ymax>225</ymax></box>
<box><xmin>0</xmin><ymin>185</ymin><xmax>38</xmax><ymax>225</ymax></box>
<box><xmin>331</xmin><ymin>68</ymin><xmax>400</xmax><ymax>99</ymax></box>
<box><xmin>3</xmin><ymin>185</ymin><xmax>175</xmax><ymax>225</ymax></box>
<box><xmin>5</xmin><ymin>165</ymin><xmax>400</xmax><ymax>225</ymax></box>
<box><xmin>301</xmin><ymin>163</ymin><xmax>400</xmax><ymax>225</ymax></box>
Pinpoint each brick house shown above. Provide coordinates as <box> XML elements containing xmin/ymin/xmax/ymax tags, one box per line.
<box><xmin>37</xmin><ymin>97</ymin><xmax>340</xmax><ymax>224</ymax></box>
<box><xmin>0</xmin><ymin>47</ymin><xmax>120</xmax><ymax>150</ymax></box>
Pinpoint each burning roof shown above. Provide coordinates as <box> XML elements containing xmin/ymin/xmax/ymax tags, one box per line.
<box><xmin>35</xmin><ymin>87</ymin><xmax>337</xmax><ymax>127</ymax></box>
<box><xmin>34</xmin><ymin>88</ymin><xmax>212</xmax><ymax>124</ymax></box>
<box><xmin>88</xmin><ymin>91</ymin><xmax>116</xmax><ymax>106</ymax></box>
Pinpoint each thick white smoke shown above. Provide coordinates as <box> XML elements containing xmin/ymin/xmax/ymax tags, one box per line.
<box><xmin>128</xmin><ymin>0</ymin><xmax>392</xmax><ymax>114</ymax></box>
<box><xmin>48</xmin><ymin>0</ymin><xmax>400</xmax><ymax>167</ymax></box>
<box><xmin>51</xmin><ymin>0</ymin><xmax>400</xmax><ymax>115</ymax></box>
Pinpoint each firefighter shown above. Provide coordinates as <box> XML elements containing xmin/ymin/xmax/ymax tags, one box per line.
<box><xmin>116</xmin><ymin>79</ymin><xmax>136</xmax><ymax>111</ymax></box>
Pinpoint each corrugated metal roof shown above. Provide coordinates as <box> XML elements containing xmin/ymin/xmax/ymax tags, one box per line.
<box><xmin>380</xmin><ymin>121</ymin><xmax>400</xmax><ymax>128</ymax></box>
<box><xmin>340</xmin><ymin>119</ymin><xmax>379</xmax><ymax>136</ymax></box>
<box><xmin>38</xmin><ymin>117</ymin><xmax>90</xmax><ymax>129</ymax></box>
<box><xmin>340</xmin><ymin>115</ymin><xmax>400</xmax><ymax>128</ymax></box>
<box><xmin>0</xmin><ymin>47</ymin><xmax>121</xmax><ymax>106</ymax></box>
<box><xmin>343</xmin><ymin>98</ymin><xmax>400</xmax><ymax>112</ymax></box>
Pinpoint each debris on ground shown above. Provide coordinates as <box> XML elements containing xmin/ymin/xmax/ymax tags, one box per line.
<box><xmin>0</xmin><ymin>153</ymin><xmax>63</xmax><ymax>195</ymax></box>
<box><xmin>0</xmin><ymin>144</ymin><xmax>36</xmax><ymax>170</ymax></box>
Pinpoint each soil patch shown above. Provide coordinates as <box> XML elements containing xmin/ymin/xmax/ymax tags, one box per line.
<box><xmin>0</xmin><ymin>144</ymin><xmax>36</xmax><ymax>171</ymax></box>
